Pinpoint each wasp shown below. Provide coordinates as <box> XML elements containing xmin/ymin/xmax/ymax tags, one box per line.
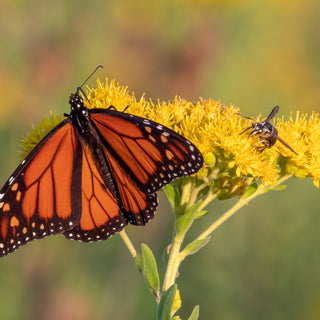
<box><xmin>237</xmin><ymin>106</ymin><xmax>298</xmax><ymax>155</ymax></box>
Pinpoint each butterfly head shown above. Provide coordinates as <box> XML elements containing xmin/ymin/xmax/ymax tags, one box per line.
<box><xmin>69</xmin><ymin>92</ymin><xmax>89</xmax><ymax>116</ymax></box>
<box><xmin>68</xmin><ymin>92</ymin><xmax>90</xmax><ymax>133</ymax></box>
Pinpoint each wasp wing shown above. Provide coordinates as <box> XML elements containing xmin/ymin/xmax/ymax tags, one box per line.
<box><xmin>276</xmin><ymin>136</ymin><xmax>298</xmax><ymax>155</ymax></box>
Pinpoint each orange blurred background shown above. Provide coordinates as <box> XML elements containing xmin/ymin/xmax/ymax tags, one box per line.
<box><xmin>0</xmin><ymin>1</ymin><xmax>320</xmax><ymax>319</ymax></box>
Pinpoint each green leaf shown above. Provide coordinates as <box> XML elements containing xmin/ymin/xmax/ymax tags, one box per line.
<box><xmin>182</xmin><ymin>237</ymin><xmax>210</xmax><ymax>258</ymax></box>
<box><xmin>242</xmin><ymin>182</ymin><xmax>258</xmax><ymax>199</ymax></box>
<box><xmin>135</xmin><ymin>252</ymin><xmax>142</xmax><ymax>272</ymax></box>
<box><xmin>175</xmin><ymin>201</ymin><xmax>202</xmax><ymax>236</ymax></box>
<box><xmin>136</xmin><ymin>244</ymin><xmax>160</xmax><ymax>297</ymax></box>
<box><xmin>162</xmin><ymin>245</ymin><xmax>170</xmax><ymax>268</ymax></box>
<box><xmin>163</xmin><ymin>184</ymin><xmax>180</xmax><ymax>209</ymax></box>
<box><xmin>195</xmin><ymin>210</ymin><xmax>208</xmax><ymax>219</ymax></box>
<box><xmin>188</xmin><ymin>305</ymin><xmax>200</xmax><ymax>320</ymax></box>
<box><xmin>265</xmin><ymin>184</ymin><xmax>287</xmax><ymax>192</ymax></box>
<box><xmin>157</xmin><ymin>285</ymin><xmax>177</xmax><ymax>320</ymax></box>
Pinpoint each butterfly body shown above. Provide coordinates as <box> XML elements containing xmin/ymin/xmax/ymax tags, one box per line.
<box><xmin>0</xmin><ymin>91</ymin><xmax>203</xmax><ymax>256</ymax></box>
<box><xmin>68</xmin><ymin>94</ymin><xmax>119</xmax><ymax>200</ymax></box>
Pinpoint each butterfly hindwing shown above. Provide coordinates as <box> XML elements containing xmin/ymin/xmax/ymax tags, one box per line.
<box><xmin>63</xmin><ymin>144</ymin><xmax>127</xmax><ymax>242</ymax></box>
<box><xmin>102</xmin><ymin>147</ymin><xmax>158</xmax><ymax>225</ymax></box>
<box><xmin>0</xmin><ymin>121</ymin><xmax>82</xmax><ymax>256</ymax></box>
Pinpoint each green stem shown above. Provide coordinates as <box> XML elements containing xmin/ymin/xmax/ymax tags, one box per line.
<box><xmin>186</xmin><ymin>184</ymin><xmax>202</xmax><ymax>210</ymax></box>
<box><xmin>162</xmin><ymin>233</ymin><xmax>184</xmax><ymax>292</ymax></box>
<box><xmin>162</xmin><ymin>183</ymin><xmax>200</xmax><ymax>291</ymax></box>
<box><xmin>180</xmin><ymin>178</ymin><xmax>192</xmax><ymax>208</ymax></box>
<box><xmin>119</xmin><ymin>230</ymin><xmax>137</xmax><ymax>258</ymax></box>
<box><xmin>194</xmin><ymin>175</ymin><xmax>291</xmax><ymax>242</ymax></box>
<box><xmin>198</xmin><ymin>190</ymin><xmax>217</xmax><ymax>212</ymax></box>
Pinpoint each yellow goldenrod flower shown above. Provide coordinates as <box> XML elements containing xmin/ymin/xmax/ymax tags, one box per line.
<box><xmin>20</xmin><ymin>113</ymin><xmax>64</xmax><ymax>160</ymax></box>
<box><xmin>277</xmin><ymin>111</ymin><xmax>320</xmax><ymax>187</ymax></box>
<box><xmin>21</xmin><ymin>78</ymin><xmax>320</xmax><ymax>195</ymax></box>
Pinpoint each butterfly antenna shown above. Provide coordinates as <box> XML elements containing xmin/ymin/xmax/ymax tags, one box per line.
<box><xmin>76</xmin><ymin>65</ymin><xmax>104</xmax><ymax>100</ymax></box>
<box><xmin>79</xmin><ymin>65</ymin><xmax>104</xmax><ymax>89</ymax></box>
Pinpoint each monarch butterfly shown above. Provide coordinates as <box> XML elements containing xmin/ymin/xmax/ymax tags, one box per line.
<box><xmin>0</xmin><ymin>82</ymin><xmax>203</xmax><ymax>257</ymax></box>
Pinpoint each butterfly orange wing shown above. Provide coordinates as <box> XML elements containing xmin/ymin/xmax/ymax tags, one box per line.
<box><xmin>63</xmin><ymin>144</ymin><xmax>128</xmax><ymax>242</ymax></box>
<box><xmin>86</xmin><ymin>109</ymin><xmax>203</xmax><ymax>226</ymax></box>
<box><xmin>0</xmin><ymin>121</ymin><xmax>82</xmax><ymax>256</ymax></box>
<box><xmin>0</xmin><ymin>106</ymin><xmax>204</xmax><ymax>253</ymax></box>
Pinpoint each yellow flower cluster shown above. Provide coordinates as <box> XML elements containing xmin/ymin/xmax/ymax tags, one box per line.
<box><xmin>21</xmin><ymin>78</ymin><xmax>320</xmax><ymax>195</ymax></box>
<box><xmin>87</xmin><ymin>79</ymin><xmax>320</xmax><ymax>188</ymax></box>
<box><xmin>276</xmin><ymin>111</ymin><xmax>320</xmax><ymax>187</ymax></box>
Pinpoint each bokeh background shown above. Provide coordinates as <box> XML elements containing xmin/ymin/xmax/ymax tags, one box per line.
<box><xmin>0</xmin><ymin>1</ymin><xmax>320</xmax><ymax>319</ymax></box>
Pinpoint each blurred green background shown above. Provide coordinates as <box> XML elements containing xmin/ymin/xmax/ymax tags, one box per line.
<box><xmin>0</xmin><ymin>1</ymin><xmax>320</xmax><ymax>319</ymax></box>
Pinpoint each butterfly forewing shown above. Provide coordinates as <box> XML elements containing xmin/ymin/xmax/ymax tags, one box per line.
<box><xmin>0</xmin><ymin>121</ymin><xmax>82</xmax><ymax>256</ymax></box>
<box><xmin>90</xmin><ymin>109</ymin><xmax>204</xmax><ymax>194</ymax></box>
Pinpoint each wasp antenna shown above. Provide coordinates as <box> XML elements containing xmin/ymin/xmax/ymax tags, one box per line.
<box><xmin>239</xmin><ymin>126</ymin><xmax>253</xmax><ymax>135</ymax></box>
<box><xmin>235</xmin><ymin>113</ymin><xmax>255</xmax><ymax>121</ymax></box>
